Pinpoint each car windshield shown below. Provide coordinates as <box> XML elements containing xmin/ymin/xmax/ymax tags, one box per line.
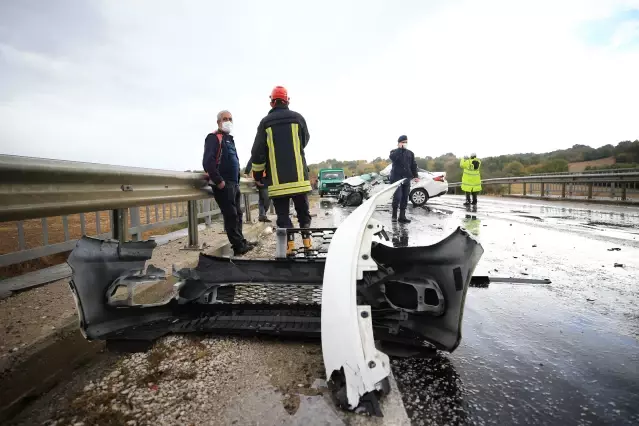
<box><xmin>321</xmin><ymin>171</ymin><xmax>344</xmax><ymax>180</ymax></box>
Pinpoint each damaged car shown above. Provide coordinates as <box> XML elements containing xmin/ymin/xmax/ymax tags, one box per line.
<box><xmin>66</xmin><ymin>181</ymin><xmax>484</xmax><ymax>416</ymax></box>
<box><xmin>336</xmin><ymin>172</ymin><xmax>385</xmax><ymax>207</ymax></box>
<box><xmin>337</xmin><ymin>166</ymin><xmax>448</xmax><ymax>208</ymax></box>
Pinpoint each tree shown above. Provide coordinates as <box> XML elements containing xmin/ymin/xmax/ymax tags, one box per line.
<box><xmin>503</xmin><ymin>161</ymin><xmax>526</xmax><ymax>176</ymax></box>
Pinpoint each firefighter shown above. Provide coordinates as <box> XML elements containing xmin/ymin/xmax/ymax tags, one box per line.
<box><xmin>390</xmin><ymin>135</ymin><xmax>418</xmax><ymax>223</ymax></box>
<box><xmin>250</xmin><ymin>86</ymin><xmax>312</xmax><ymax>254</ymax></box>
<box><xmin>460</xmin><ymin>153</ymin><xmax>482</xmax><ymax>205</ymax></box>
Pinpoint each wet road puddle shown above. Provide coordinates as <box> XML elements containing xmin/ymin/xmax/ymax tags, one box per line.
<box><xmin>326</xmin><ymin>195</ymin><xmax>639</xmax><ymax>425</ymax></box>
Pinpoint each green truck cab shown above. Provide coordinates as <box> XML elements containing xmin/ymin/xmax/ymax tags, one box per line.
<box><xmin>318</xmin><ymin>168</ymin><xmax>345</xmax><ymax>197</ymax></box>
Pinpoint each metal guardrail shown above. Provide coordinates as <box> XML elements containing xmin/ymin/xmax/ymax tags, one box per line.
<box><xmin>532</xmin><ymin>168</ymin><xmax>639</xmax><ymax>176</ymax></box>
<box><xmin>0</xmin><ymin>155</ymin><xmax>259</xmax><ymax>268</ymax></box>
<box><xmin>449</xmin><ymin>171</ymin><xmax>639</xmax><ymax>201</ymax></box>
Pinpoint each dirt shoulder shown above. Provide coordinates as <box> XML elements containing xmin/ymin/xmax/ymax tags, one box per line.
<box><xmin>0</xmin><ymin>220</ymin><xmax>264</xmax><ymax>373</ymax></box>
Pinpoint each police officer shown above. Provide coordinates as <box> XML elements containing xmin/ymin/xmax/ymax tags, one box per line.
<box><xmin>202</xmin><ymin>110</ymin><xmax>256</xmax><ymax>256</ymax></box>
<box><xmin>250</xmin><ymin>86</ymin><xmax>313</xmax><ymax>255</ymax></box>
<box><xmin>460</xmin><ymin>153</ymin><xmax>482</xmax><ymax>205</ymax></box>
<box><xmin>390</xmin><ymin>135</ymin><xmax>418</xmax><ymax>223</ymax></box>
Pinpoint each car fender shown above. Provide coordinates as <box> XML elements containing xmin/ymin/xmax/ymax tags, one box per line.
<box><xmin>321</xmin><ymin>179</ymin><xmax>404</xmax><ymax>412</ymax></box>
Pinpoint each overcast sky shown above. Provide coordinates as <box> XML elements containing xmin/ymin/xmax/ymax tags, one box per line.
<box><xmin>1</xmin><ymin>0</ymin><xmax>638</xmax><ymax>171</ymax></box>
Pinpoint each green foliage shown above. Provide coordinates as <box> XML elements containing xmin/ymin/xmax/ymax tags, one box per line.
<box><xmin>585</xmin><ymin>163</ymin><xmax>638</xmax><ymax>171</ymax></box>
<box><xmin>306</xmin><ymin>140</ymin><xmax>638</xmax><ymax>181</ymax></box>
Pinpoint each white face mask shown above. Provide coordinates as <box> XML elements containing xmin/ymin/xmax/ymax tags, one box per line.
<box><xmin>221</xmin><ymin>121</ymin><xmax>233</xmax><ymax>133</ymax></box>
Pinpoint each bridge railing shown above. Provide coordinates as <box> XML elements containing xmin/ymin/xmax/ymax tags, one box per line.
<box><xmin>449</xmin><ymin>171</ymin><xmax>639</xmax><ymax>201</ymax></box>
<box><xmin>532</xmin><ymin>168</ymin><xmax>639</xmax><ymax>176</ymax></box>
<box><xmin>0</xmin><ymin>154</ymin><xmax>259</xmax><ymax>269</ymax></box>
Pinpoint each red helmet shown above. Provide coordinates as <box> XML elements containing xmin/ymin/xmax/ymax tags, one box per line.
<box><xmin>270</xmin><ymin>86</ymin><xmax>289</xmax><ymax>103</ymax></box>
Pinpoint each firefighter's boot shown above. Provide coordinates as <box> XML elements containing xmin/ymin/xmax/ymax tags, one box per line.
<box><xmin>303</xmin><ymin>236</ymin><xmax>313</xmax><ymax>251</ymax></box>
<box><xmin>287</xmin><ymin>234</ymin><xmax>296</xmax><ymax>256</ymax></box>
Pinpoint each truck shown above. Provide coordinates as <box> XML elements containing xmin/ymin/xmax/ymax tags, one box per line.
<box><xmin>318</xmin><ymin>168</ymin><xmax>345</xmax><ymax>197</ymax></box>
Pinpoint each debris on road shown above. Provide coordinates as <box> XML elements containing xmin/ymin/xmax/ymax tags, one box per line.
<box><xmin>607</xmin><ymin>248</ymin><xmax>621</xmax><ymax>251</ymax></box>
<box><xmin>391</xmin><ymin>354</ymin><xmax>465</xmax><ymax>425</ymax></box>
<box><xmin>40</xmin><ymin>336</ymin><xmax>327</xmax><ymax>426</ymax></box>
<box><xmin>614</xmin><ymin>263</ymin><xmax>625</xmax><ymax>268</ymax></box>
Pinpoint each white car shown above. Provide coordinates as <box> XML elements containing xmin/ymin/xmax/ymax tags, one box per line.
<box><xmin>377</xmin><ymin>165</ymin><xmax>448</xmax><ymax>207</ymax></box>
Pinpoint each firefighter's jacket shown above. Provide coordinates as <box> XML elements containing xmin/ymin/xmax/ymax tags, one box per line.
<box><xmin>250</xmin><ymin>105</ymin><xmax>311</xmax><ymax>198</ymax></box>
<box><xmin>460</xmin><ymin>157</ymin><xmax>482</xmax><ymax>192</ymax></box>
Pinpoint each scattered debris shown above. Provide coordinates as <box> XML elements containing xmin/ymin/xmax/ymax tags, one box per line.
<box><xmin>532</xmin><ymin>245</ymin><xmax>537</xmax><ymax>248</ymax></box>
<box><xmin>614</xmin><ymin>263</ymin><xmax>624</xmax><ymax>268</ymax></box>
<box><xmin>607</xmin><ymin>248</ymin><xmax>621</xmax><ymax>251</ymax></box>
<box><xmin>586</xmin><ymin>298</ymin><xmax>596</xmax><ymax>302</ymax></box>
<box><xmin>521</xmin><ymin>272</ymin><xmax>529</xmax><ymax>276</ymax></box>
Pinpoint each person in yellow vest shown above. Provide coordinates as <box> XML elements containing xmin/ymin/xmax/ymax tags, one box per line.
<box><xmin>460</xmin><ymin>153</ymin><xmax>482</xmax><ymax>205</ymax></box>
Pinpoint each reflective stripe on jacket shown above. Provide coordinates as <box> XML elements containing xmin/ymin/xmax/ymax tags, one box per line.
<box><xmin>250</xmin><ymin>105</ymin><xmax>311</xmax><ymax>198</ymax></box>
<box><xmin>460</xmin><ymin>157</ymin><xmax>482</xmax><ymax>192</ymax></box>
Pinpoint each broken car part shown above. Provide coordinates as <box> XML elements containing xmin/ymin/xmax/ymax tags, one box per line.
<box><xmin>66</xmin><ymin>179</ymin><xmax>485</xmax><ymax>416</ymax></box>
<box><xmin>469</xmin><ymin>276</ymin><xmax>552</xmax><ymax>288</ymax></box>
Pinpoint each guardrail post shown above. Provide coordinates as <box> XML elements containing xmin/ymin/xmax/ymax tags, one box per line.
<box><xmin>203</xmin><ymin>199</ymin><xmax>212</xmax><ymax>228</ymax></box>
<box><xmin>523</xmin><ymin>183</ymin><xmax>527</xmax><ymax>196</ymax></box>
<box><xmin>112</xmin><ymin>209</ymin><xmax>128</xmax><ymax>243</ymax></box>
<box><xmin>130</xmin><ymin>207</ymin><xmax>141</xmax><ymax>241</ymax></box>
<box><xmin>186</xmin><ymin>200</ymin><xmax>199</xmax><ymax>248</ymax></box>
<box><xmin>275</xmin><ymin>228</ymin><xmax>288</xmax><ymax>259</ymax></box>
<box><xmin>243</xmin><ymin>194</ymin><xmax>252</xmax><ymax>223</ymax></box>
<box><xmin>540</xmin><ymin>182</ymin><xmax>545</xmax><ymax>198</ymax></box>
<box><xmin>621</xmin><ymin>184</ymin><xmax>627</xmax><ymax>201</ymax></box>
<box><xmin>561</xmin><ymin>183</ymin><xmax>566</xmax><ymax>198</ymax></box>
<box><xmin>508</xmin><ymin>183</ymin><xmax>512</xmax><ymax>195</ymax></box>
<box><xmin>587</xmin><ymin>183</ymin><xmax>593</xmax><ymax>200</ymax></box>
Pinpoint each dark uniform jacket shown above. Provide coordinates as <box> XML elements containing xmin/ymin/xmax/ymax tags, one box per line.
<box><xmin>202</xmin><ymin>131</ymin><xmax>240</xmax><ymax>185</ymax></box>
<box><xmin>389</xmin><ymin>148</ymin><xmax>418</xmax><ymax>183</ymax></box>
<box><xmin>250</xmin><ymin>105</ymin><xmax>311</xmax><ymax>197</ymax></box>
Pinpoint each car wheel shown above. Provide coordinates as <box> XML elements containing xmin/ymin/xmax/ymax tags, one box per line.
<box><xmin>410</xmin><ymin>188</ymin><xmax>429</xmax><ymax>207</ymax></box>
<box><xmin>346</xmin><ymin>191</ymin><xmax>363</xmax><ymax>206</ymax></box>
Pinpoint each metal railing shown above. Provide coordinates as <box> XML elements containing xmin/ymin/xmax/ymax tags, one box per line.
<box><xmin>532</xmin><ymin>168</ymin><xmax>639</xmax><ymax>176</ymax></box>
<box><xmin>449</xmin><ymin>171</ymin><xmax>639</xmax><ymax>201</ymax></box>
<box><xmin>0</xmin><ymin>154</ymin><xmax>259</xmax><ymax>268</ymax></box>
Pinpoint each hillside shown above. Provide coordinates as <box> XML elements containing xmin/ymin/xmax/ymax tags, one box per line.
<box><xmin>308</xmin><ymin>140</ymin><xmax>639</xmax><ymax>182</ymax></box>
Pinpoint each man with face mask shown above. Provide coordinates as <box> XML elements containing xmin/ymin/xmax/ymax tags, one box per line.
<box><xmin>202</xmin><ymin>110</ymin><xmax>256</xmax><ymax>256</ymax></box>
<box><xmin>389</xmin><ymin>135</ymin><xmax>418</xmax><ymax>223</ymax></box>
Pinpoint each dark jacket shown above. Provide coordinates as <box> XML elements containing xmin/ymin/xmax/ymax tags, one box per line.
<box><xmin>250</xmin><ymin>105</ymin><xmax>311</xmax><ymax>197</ymax></box>
<box><xmin>389</xmin><ymin>147</ymin><xmax>418</xmax><ymax>183</ymax></box>
<box><xmin>202</xmin><ymin>131</ymin><xmax>240</xmax><ymax>185</ymax></box>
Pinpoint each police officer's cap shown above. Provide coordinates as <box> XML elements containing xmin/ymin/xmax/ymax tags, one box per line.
<box><xmin>398</xmin><ymin>135</ymin><xmax>407</xmax><ymax>143</ymax></box>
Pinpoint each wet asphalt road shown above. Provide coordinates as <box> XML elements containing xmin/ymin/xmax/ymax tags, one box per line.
<box><xmin>326</xmin><ymin>195</ymin><xmax>639</xmax><ymax>426</ymax></box>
